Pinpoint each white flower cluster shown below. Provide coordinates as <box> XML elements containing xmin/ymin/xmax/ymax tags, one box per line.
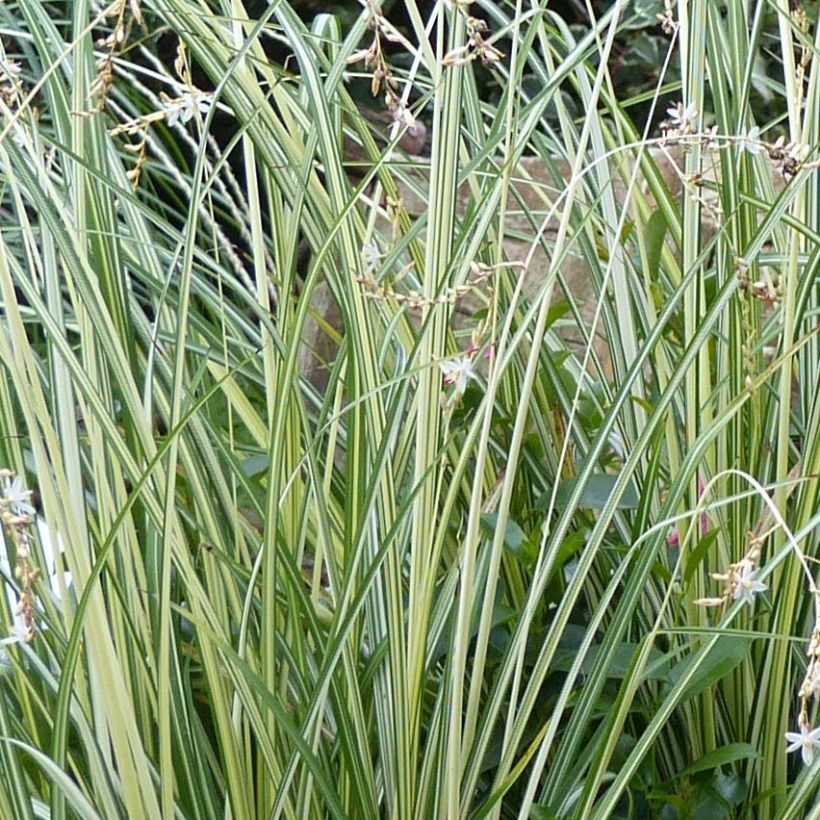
<box><xmin>694</xmin><ymin>547</ymin><xmax>767</xmax><ymax>609</ymax></box>
<box><xmin>659</xmin><ymin>104</ymin><xmax>812</xmax><ymax>182</ymax></box>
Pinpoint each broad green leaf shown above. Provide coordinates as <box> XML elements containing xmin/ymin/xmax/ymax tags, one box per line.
<box><xmin>552</xmin><ymin>641</ymin><xmax>667</xmax><ymax>680</ymax></box>
<box><xmin>664</xmin><ymin>637</ymin><xmax>752</xmax><ymax>703</ymax></box>
<box><xmin>679</xmin><ymin>743</ymin><xmax>761</xmax><ymax>776</ymax></box>
<box><xmin>645</xmin><ymin>208</ymin><xmax>668</xmax><ymax>282</ymax></box>
<box><xmin>543</xmin><ymin>474</ymin><xmax>640</xmax><ymax>511</ymax></box>
<box><xmin>481</xmin><ymin>512</ymin><xmax>537</xmax><ymax>564</ymax></box>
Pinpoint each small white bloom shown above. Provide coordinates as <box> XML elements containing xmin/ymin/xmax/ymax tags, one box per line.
<box><xmin>705</xmin><ymin>125</ymin><xmax>720</xmax><ymax>151</ymax></box>
<box><xmin>740</xmin><ymin>125</ymin><xmax>764</xmax><ymax>155</ymax></box>
<box><xmin>786</xmin><ymin>725</ymin><xmax>820</xmax><ymax>766</ymax></box>
<box><xmin>0</xmin><ymin>624</ymin><xmax>28</xmax><ymax>647</ymax></box>
<box><xmin>439</xmin><ymin>355</ymin><xmax>476</xmax><ymax>395</ymax></box>
<box><xmin>666</xmin><ymin>101</ymin><xmax>698</xmax><ymax>130</ymax></box>
<box><xmin>392</xmin><ymin>105</ymin><xmax>416</xmax><ymax>130</ymax></box>
<box><xmin>1</xmin><ymin>475</ymin><xmax>35</xmax><ymax>518</ymax></box>
<box><xmin>0</xmin><ymin>59</ymin><xmax>22</xmax><ymax>81</ymax></box>
<box><xmin>0</xmin><ymin>623</ymin><xmax>31</xmax><ymax>666</ymax></box>
<box><xmin>362</xmin><ymin>242</ymin><xmax>380</xmax><ymax>274</ymax></box>
<box><xmin>732</xmin><ymin>559</ymin><xmax>766</xmax><ymax>605</ymax></box>
<box><xmin>164</xmin><ymin>91</ymin><xmax>212</xmax><ymax>127</ymax></box>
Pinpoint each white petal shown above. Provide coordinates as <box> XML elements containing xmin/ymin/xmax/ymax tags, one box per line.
<box><xmin>786</xmin><ymin>732</ymin><xmax>804</xmax><ymax>752</ymax></box>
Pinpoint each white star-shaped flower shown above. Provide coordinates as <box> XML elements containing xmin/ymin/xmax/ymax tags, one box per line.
<box><xmin>0</xmin><ymin>623</ymin><xmax>32</xmax><ymax>666</ymax></box>
<box><xmin>666</xmin><ymin>101</ymin><xmax>698</xmax><ymax>130</ymax></box>
<box><xmin>164</xmin><ymin>91</ymin><xmax>212</xmax><ymax>127</ymax></box>
<box><xmin>2</xmin><ymin>475</ymin><xmax>35</xmax><ymax>518</ymax></box>
<box><xmin>362</xmin><ymin>242</ymin><xmax>380</xmax><ymax>274</ymax></box>
<box><xmin>0</xmin><ymin>59</ymin><xmax>22</xmax><ymax>81</ymax></box>
<box><xmin>732</xmin><ymin>559</ymin><xmax>766</xmax><ymax>605</ymax></box>
<box><xmin>439</xmin><ymin>355</ymin><xmax>476</xmax><ymax>395</ymax></box>
<box><xmin>786</xmin><ymin>725</ymin><xmax>820</xmax><ymax>766</ymax></box>
<box><xmin>0</xmin><ymin>624</ymin><xmax>29</xmax><ymax>648</ymax></box>
<box><xmin>704</xmin><ymin>125</ymin><xmax>720</xmax><ymax>151</ymax></box>
<box><xmin>740</xmin><ymin>125</ymin><xmax>764</xmax><ymax>155</ymax></box>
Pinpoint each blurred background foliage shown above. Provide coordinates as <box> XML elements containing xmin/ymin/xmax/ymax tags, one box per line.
<box><xmin>277</xmin><ymin>0</ymin><xmax>809</xmax><ymax>135</ymax></box>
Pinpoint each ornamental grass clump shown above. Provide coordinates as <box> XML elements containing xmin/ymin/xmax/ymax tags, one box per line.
<box><xmin>1</xmin><ymin>0</ymin><xmax>820</xmax><ymax>817</ymax></box>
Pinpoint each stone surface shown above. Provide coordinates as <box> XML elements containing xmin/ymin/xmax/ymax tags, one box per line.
<box><xmin>299</xmin><ymin>144</ymin><xmax>778</xmax><ymax>389</ymax></box>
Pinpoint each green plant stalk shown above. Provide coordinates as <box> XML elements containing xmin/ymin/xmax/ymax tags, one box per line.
<box><xmin>456</xmin><ymin>6</ymin><xmax>632</xmax><ymax>813</ymax></box>
<box><xmin>755</xmin><ymin>3</ymin><xmax>816</xmax><ymax>813</ymax></box>
<box><xmin>678</xmin><ymin>0</ymin><xmax>713</xmax><ymax>762</ymax></box>
<box><xmin>457</xmin><ymin>0</ymin><xmax>532</xmax><ymax>772</ymax></box>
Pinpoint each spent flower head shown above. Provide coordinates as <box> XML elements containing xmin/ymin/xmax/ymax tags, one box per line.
<box><xmin>443</xmin><ymin>13</ymin><xmax>504</xmax><ymax>68</ymax></box>
<box><xmin>391</xmin><ymin>103</ymin><xmax>417</xmax><ymax>130</ymax></box>
<box><xmin>802</xmin><ymin>661</ymin><xmax>820</xmax><ymax>700</ymax></box>
<box><xmin>795</xmin><ymin>625</ymin><xmax>820</xmax><ymax>728</ymax></box>
<box><xmin>657</xmin><ymin>0</ymin><xmax>677</xmax><ymax>34</ymax></box>
<box><xmin>0</xmin><ymin>56</ymin><xmax>23</xmax><ymax>105</ymax></box>
<box><xmin>768</xmin><ymin>136</ymin><xmax>811</xmax><ymax>180</ymax></box>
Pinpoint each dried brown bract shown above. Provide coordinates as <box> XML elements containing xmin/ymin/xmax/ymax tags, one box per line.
<box><xmin>443</xmin><ymin>15</ymin><xmax>505</xmax><ymax>68</ymax></box>
<box><xmin>0</xmin><ymin>470</ymin><xmax>39</xmax><ymax>644</ymax></box>
<box><xmin>767</xmin><ymin>136</ymin><xmax>810</xmax><ymax>181</ymax></box>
